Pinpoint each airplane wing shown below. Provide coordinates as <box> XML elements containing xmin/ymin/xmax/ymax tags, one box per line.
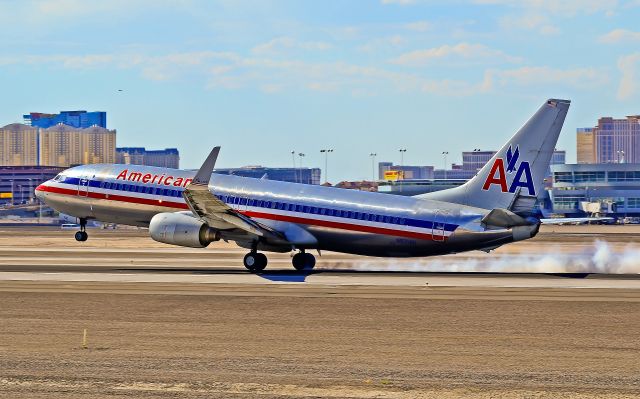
<box><xmin>182</xmin><ymin>147</ymin><xmax>287</xmax><ymax>242</ymax></box>
<box><xmin>540</xmin><ymin>217</ymin><xmax>614</xmax><ymax>225</ymax></box>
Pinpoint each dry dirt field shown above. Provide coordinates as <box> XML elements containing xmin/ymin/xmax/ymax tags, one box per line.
<box><xmin>1</xmin><ymin>225</ymin><xmax>640</xmax><ymax>398</ymax></box>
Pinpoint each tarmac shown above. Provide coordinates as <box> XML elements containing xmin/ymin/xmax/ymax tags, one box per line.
<box><xmin>1</xmin><ymin>225</ymin><xmax>640</xmax><ymax>398</ymax></box>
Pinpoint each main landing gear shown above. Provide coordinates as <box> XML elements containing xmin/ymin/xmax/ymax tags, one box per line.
<box><xmin>74</xmin><ymin>218</ymin><xmax>88</xmax><ymax>242</ymax></box>
<box><xmin>292</xmin><ymin>251</ymin><xmax>316</xmax><ymax>271</ymax></box>
<box><xmin>243</xmin><ymin>252</ymin><xmax>267</xmax><ymax>272</ymax></box>
<box><xmin>242</xmin><ymin>248</ymin><xmax>317</xmax><ymax>273</ymax></box>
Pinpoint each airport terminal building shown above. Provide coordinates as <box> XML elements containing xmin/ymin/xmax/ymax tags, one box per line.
<box><xmin>549</xmin><ymin>163</ymin><xmax>640</xmax><ymax>217</ymax></box>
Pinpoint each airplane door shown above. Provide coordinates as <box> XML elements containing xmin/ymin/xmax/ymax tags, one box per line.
<box><xmin>432</xmin><ymin>211</ymin><xmax>446</xmax><ymax>242</ymax></box>
<box><xmin>78</xmin><ymin>174</ymin><xmax>90</xmax><ymax>197</ymax></box>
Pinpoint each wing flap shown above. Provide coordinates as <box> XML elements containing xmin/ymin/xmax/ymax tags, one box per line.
<box><xmin>182</xmin><ymin>146</ymin><xmax>287</xmax><ymax>242</ymax></box>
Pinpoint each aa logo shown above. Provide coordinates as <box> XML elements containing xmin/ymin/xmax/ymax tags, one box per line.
<box><xmin>481</xmin><ymin>145</ymin><xmax>536</xmax><ymax>196</ymax></box>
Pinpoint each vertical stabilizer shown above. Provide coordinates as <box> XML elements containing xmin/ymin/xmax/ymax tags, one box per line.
<box><xmin>418</xmin><ymin>99</ymin><xmax>570</xmax><ymax>215</ymax></box>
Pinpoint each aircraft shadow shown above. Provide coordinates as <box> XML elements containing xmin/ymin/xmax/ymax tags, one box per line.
<box><xmin>117</xmin><ymin>267</ymin><xmax>607</xmax><ymax>283</ymax></box>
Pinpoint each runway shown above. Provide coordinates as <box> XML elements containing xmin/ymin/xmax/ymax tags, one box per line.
<box><xmin>2</xmin><ymin>226</ymin><xmax>640</xmax><ymax>398</ymax></box>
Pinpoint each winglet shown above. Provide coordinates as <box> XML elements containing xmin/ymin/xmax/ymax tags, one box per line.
<box><xmin>192</xmin><ymin>146</ymin><xmax>220</xmax><ymax>186</ymax></box>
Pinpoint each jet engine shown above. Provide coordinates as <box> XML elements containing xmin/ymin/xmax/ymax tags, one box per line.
<box><xmin>149</xmin><ymin>212</ymin><xmax>220</xmax><ymax>248</ymax></box>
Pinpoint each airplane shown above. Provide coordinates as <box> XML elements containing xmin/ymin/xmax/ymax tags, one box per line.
<box><xmin>35</xmin><ymin>98</ymin><xmax>570</xmax><ymax>272</ymax></box>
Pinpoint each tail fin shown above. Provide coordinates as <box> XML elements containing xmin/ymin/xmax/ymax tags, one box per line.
<box><xmin>418</xmin><ymin>99</ymin><xmax>570</xmax><ymax>215</ymax></box>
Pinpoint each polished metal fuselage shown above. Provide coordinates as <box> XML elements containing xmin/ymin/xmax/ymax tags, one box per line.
<box><xmin>36</xmin><ymin>164</ymin><xmax>524</xmax><ymax>257</ymax></box>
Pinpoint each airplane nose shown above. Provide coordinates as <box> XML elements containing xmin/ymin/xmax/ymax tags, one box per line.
<box><xmin>34</xmin><ymin>183</ymin><xmax>46</xmax><ymax>201</ymax></box>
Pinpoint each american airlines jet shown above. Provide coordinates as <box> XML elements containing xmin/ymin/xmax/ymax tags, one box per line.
<box><xmin>35</xmin><ymin>99</ymin><xmax>570</xmax><ymax>272</ymax></box>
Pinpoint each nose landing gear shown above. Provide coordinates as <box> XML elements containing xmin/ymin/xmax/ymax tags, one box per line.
<box><xmin>74</xmin><ymin>218</ymin><xmax>88</xmax><ymax>242</ymax></box>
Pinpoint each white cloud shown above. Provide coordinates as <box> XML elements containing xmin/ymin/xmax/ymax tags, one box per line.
<box><xmin>0</xmin><ymin>49</ymin><xmax>610</xmax><ymax>98</ymax></box>
<box><xmin>617</xmin><ymin>53</ymin><xmax>640</xmax><ymax>100</ymax></box>
<box><xmin>390</xmin><ymin>43</ymin><xmax>522</xmax><ymax>66</ymax></box>
<box><xmin>251</xmin><ymin>37</ymin><xmax>332</xmax><ymax>55</ymax></box>
<box><xmin>358</xmin><ymin>35</ymin><xmax>407</xmax><ymax>53</ymax></box>
<box><xmin>473</xmin><ymin>0</ymin><xmax>618</xmax><ymax>16</ymax></box>
<box><xmin>486</xmin><ymin>66</ymin><xmax>609</xmax><ymax>89</ymax></box>
<box><xmin>599</xmin><ymin>29</ymin><xmax>640</xmax><ymax>44</ymax></box>
<box><xmin>381</xmin><ymin>0</ymin><xmax>417</xmax><ymax>5</ymax></box>
<box><xmin>499</xmin><ymin>14</ymin><xmax>560</xmax><ymax>35</ymax></box>
<box><xmin>404</xmin><ymin>21</ymin><xmax>431</xmax><ymax>32</ymax></box>
<box><xmin>0</xmin><ymin>0</ymin><xmax>183</xmax><ymax>26</ymax></box>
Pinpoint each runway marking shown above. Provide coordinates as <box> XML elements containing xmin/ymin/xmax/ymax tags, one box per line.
<box><xmin>2</xmin><ymin>271</ymin><xmax>640</xmax><ymax>290</ymax></box>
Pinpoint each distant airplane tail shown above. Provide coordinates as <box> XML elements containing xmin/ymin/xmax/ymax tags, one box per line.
<box><xmin>418</xmin><ymin>99</ymin><xmax>570</xmax><ymax>216</ymax></box>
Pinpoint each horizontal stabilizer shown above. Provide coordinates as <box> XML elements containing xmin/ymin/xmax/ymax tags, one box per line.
<box><xmin>481</xmin><ymin>208</ymin><xmax>530</xmax><ymax>228</ymax></box>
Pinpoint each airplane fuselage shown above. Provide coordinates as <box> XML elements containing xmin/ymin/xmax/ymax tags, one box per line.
<box><xmin>36</xmin><ymin>163</ymin><xmax>527</xmax><ymax>257</ymax></box>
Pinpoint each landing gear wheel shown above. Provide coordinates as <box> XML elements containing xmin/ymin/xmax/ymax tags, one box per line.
<box><xmin>75</xmin><ymin>218</ymin><xmax>88</xmax><ymax>242</ymax></box>
<box><xmin>74</xmin><ymin>231</ymin><xmax>88</xmax><ymax>242</ymax></box>
<box><xmin>292</xmin><ymin>252</ymin><xmax>316</xmax><ymax>271</ymax></box>
<box><xmin>244</xmin><ymin>252</ymin><xmax>267</xmax><ymax>272</ymax></box>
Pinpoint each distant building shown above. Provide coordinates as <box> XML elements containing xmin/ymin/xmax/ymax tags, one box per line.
<box><xmin>0</xmin><ymin>166</ymin><xmax>65</xmax><ymax>205</ymax></box>
<box><xmin>380</xmin><ymin>149</ymin><xmax>564</xmax><ymax>182</ymax></box>
<box><xmin>578</xmin><ymin>115</ymin><xmax>640</xmax><ymax>164</ymax></box>
<box><xmin>433</xmin><ymin>169</ymin><xmax>476</xmax><ymax>180</ymax></box>
<box><xmin>461</xmin><ymin>150</ymin><xmax>495</xmax><ymax>171</ymax></box>
<box><xmin>213</xmin><ymin>166</ymin><xmax>321</xmax><ymax>185</ymax></box>
<box><xmin>549</xmin><ymin>163</ymin><xmax>640</xmax><ymax>217</ymax></box>
<box><xmin>378</xmin><ymin>179</ymin><xmax>466</xmax><ymax>196</ymax></box>
<box><xmin>116</xmin><ymin>147</ymin><xmax>146</xmax><ymax>165</ymax></box>
<box><xmin>577</xmin><ymin>128</ymin><xmax>595</xmax><ymax>164</ymax></box>
<box><xmin>0</xmin><ymin>123</ymin><xmax>115</xmax><ymax>167</ymax></box>
<box><xmin>378</xmin><ymin>162</ymin><xmax>393</xmax><ymax>180</ymax></box>
<box><xmin>116</xmin><ymin>147</ymin><xmax>180</xmax><ymax>169</ymax></box>
<box><xmin>0</xmin><ymin>124</ymin><xmax>39</xmax><ymax>166</ymax></box>
<box><xmin>24</xmin><ymin>110</ymin><xmax>107</xmax><ymax>129</ymax></box>
<box><xmin>377</xmin><ymin>163</ymin><xmax>434</xmax><ymax>180</ymax></box>
<box><xmin>551</xmin><ymin>150</ymin><xmax>566</xmax><ymax>165</ymax></box>
<box><xmin>335</xmin><ymin>180</ymin><xmax>378</xmax><ymax>192</ymax></box>
<box><xmin>40</xmin><ymin>124</ymin><xmax>116</xmax><ymax>166</ymax></box>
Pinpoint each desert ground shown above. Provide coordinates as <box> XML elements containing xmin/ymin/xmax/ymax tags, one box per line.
<box><xmin>1</xmin><ymin>225</ymin><xmax>639</xmax><ymax>398</ymax></box>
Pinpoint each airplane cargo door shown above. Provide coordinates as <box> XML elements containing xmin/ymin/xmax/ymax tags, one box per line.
<box><xmin>432</xmin><ymin>211</ymin><xmax>446</xmax><ymax>242</ymax></box>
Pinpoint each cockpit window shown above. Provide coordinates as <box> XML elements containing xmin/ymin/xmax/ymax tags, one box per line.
<box><xmin>53</xmin><ymin>174</ymin><xmax>63</xmax><ymax>182</ymax></box>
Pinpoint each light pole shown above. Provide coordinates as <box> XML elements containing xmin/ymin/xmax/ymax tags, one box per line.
<box><xmin>442</xmin><ymin>151</ymin><xmax>449</xmax><ymax>180</ymax></box>
<box><xmin>398</xmin><ymin>149</ymin><xmax>407</xmax><ymax>167</ymax></box>
<box><xmin>369</xmin><ymin>153</ymin><xmax>377</xmax><ymax>181</ymax></box>
<box><xmin>28</xmin><ymin>178</ymin><xmax>33</xmax><ymax>204</ymax></box>
<box><xmin>398</xmin><ymin>148</ymin><xmax>407</xmax><ymax>182</ymax></box>
<box><xmin>320</xmin><ymin>149</ymin><xmax>334</xmax><ymax>184</ymax></box>
<box><xmin>298</xmin><ymin>153</ymin><xmax>306</xmax><ymax>183</ymax></box>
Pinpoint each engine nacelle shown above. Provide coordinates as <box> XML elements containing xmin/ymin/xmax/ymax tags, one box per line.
<box><xmin>149</xmin><ymin>212</ymin><xmax>220</xmax><ymax>248</ymax></box>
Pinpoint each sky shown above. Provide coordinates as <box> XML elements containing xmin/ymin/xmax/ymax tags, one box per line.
<box><xmin>0</xmin><ymin>0</ymin><xmax>639</xmax><ymax>181</ymax></box>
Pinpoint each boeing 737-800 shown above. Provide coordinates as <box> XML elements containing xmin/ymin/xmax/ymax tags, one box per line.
<box><xmin>35</xmin><ymin>99</ymin><xmax>570</xmax><ymax>272</ymax></box>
